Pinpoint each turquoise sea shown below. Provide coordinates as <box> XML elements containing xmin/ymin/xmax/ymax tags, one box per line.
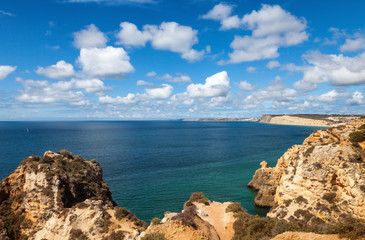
<box><xmin>0</xmin><ymin>121</ymin><xmax>322</xmax><ymax>222</ymax></box>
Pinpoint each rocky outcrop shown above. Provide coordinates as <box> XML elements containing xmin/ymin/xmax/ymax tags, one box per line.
<box><xmin>249</xmin><ymin>118</ymin><xmax>365</xmax><ymax>224</ymax></box>
<box><xmin>272</xmin><ymin>232</ymin><xmax>342</xmax><ymax>240</ymax></box>
<box><xmin>141</xmin><ymin>193</ymin><xmax>236</xmax><ymax>240</ymax></box>
<box><xmin>0</xmin><ymin>150</ymin><xmax>147</xmax><ymax>240</ymax></box>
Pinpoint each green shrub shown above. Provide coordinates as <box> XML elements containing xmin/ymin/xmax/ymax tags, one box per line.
<box><xmin>304</xmin><ymin>146</ymin><xmax>315</xmax><ymax>157</ymax></box>
<box><xmin>151</xmin><ymin>218</ymin><xmax>161</xmax><ymax>225</ymax></box>
<box><xmin>358</xmin><ymin>124</ymin><xmax>365</xmax><ymax>130</ymax></box>
<box><xmin>349</xmin><ymin>154</ymin><xmax>363</xmax><ymax>163</ymax></box>
<box><xmin>294</xmin><ymin>209</ymin><xmax>314</xmax><ymax>222</ymax></box>
<box><xmin>349</xmin><ymin>131</ymin><xmax>365</xmax><ymax>147</ymax></box>
<box><xmin>103</xmin><ymin>231</ymin><xmax>125</xmax><ymax>240</ymax></box>
<box><xmin>186</xmin><ymin>192</ymin><xmax>210</xmax><ymax>206</ymax></box>
<box><xmin>326</xmin><ymin>217</ymin><xmax>365</xmax><ymax>240</ymax></box>
<box><xmin>295</xmin><ymin>196</ymin><xmax>308</xmax><ymax>204</ymax></box>
<box><xmin>171</xmin><ymin>205</ymin><xmax>197</xmax><ymax>228</ymax></box>
<box><xmin>226</xmin><ymin>202</ymin><xmax>244</xmax><ymax>214</ymax></box>
<box><xmin>141</xmin><ymin>233</ymin><xmax>167</xmax><ymax>240</ymax></box>
<box><xmin>69</xmin><ymin>229</ymin><xmax>89</xmax><ymax>240</ymax></box>
<box><xmin>114</xmin><ymin>207</ymin><xmax>129</xmax><ymax>220</ymax></box>
<box><xmin>58</xmin><ymin>149</ymin><xmax>73</xmax><ymax>158</ymax></box>
<box><xmin>323</xmin><ymin>192</ymin><xmax>337</xmax><ymax>204</ymax></box>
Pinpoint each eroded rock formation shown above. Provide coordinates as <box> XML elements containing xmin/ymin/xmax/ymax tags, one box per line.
<box><xmin>249</xmin><ymin>118</ymin><xmax>365</xmax><ymax>224</ymax></box>
<box><xmin>0</xmin><ymin>150</ymin><xmax>147</xmax><ymax>240</ymax></box>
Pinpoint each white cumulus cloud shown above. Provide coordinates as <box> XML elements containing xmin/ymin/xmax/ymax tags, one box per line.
<box><xmin>266</xmin><ymin>60</ymin><xmax>280</xmax><ymax>69</ymax></box>
<box><xmin>243</xmin><ymin>76</ymin><xmax>297</xmax><ymax>109</ymax></box>
<box><xmin>187</xmin><ymin>71</ymin><xmax>230</xmax><ymax>98</ymax></box>
<box><xmin>146</xmin><ymin>71</ymin><xmax>157</xmax><ymax>77</ymax></box>
<box><xmin>346</xmin><ymin>91</ymin><xmax>365</xmax><ymax>105</ymax></box>
<box><xmin>36</xmin><ymin>60</ymin><xmax>75</xmax><ymax>79</ymax></box>
<box><xmin>73</xmin><ymin>24</ymin><xmax>108</xmax><ymax>49</ymax></box>
<box><xmin>290</xmin><ymin>51</ymin><xmax>365</xmax><ymax>91</ymax></box>
<box><xmin>99</xmin><ymin>83</ymin><xmax>173</xmax><ymax>105</ymax></box>
<box><xmin>246</xmin><ymin>66</ymin><xmax>256</xmax><ymax>73</ymax></box>
<box><xmin>239</xmin><ymin>80</ymin><xmax>255</xmax><ymax>91</ymax></box>
<box><xmin>145</xmin><ymin>84</ymin><xmax>173</xmax><ymax>99</ymax></box>
<box><xmin>0</xmin><ymin>65</ymin><xmax>17</xmax><ymax>80</ymax></box>
<box><xmin>157</xmin><ymin>73</ymin><xmax>192</xmax><ymax>83</ymax></box>
<box><xmin>16</xmin><ymin>78</ymin><xmax>109</xmax><ymax>105</ymax></box>
<box><xmin>210</xmin><ymin>4</ymin><xmax>308</xmax><ymax>64</ymax></box>
<box><xmin>136</xmin><ymin>80</ymin><xmax>153</xmax><ymax>86</ymax></box>
<box><xmin>340</xmin><ymin>33</ymin><xmax>365</xmax><ymax>52</ymax></box>
<box><xmin>116</xmin><ymin>21</ymin><xmax>204</xmax><ymax>62</ymax></box>
<box><xmin>307</xmin><ymin>89</ymin><xmax>348</xmax><ymax>103</ymax></box>
<box><xmin>201</xmin><ymin>3</ymin><xmax>240</xmax><ymax>30</ymax></box>
<box><xmin>78</xmin><ymin>46</ymin><xmax>134</xmax><ymax>78</ymax></box>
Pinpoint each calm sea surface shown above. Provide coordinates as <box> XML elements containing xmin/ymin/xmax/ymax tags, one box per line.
<box><xmin>0</xmin><ymin>121</ymin><xmax>322</xmax><ymax>222</ymax></box>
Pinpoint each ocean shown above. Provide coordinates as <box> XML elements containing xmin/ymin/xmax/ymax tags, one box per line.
<box><xmin>0</xmin><ymin>121</ymin><xmax>322</xmax><ymax>222</ymax></box>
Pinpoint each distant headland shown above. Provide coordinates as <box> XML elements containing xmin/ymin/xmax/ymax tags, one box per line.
<box><xmin>182</xmin><ymin>114</ymin><xmax>364</xmax><ymax>127</ymax></box>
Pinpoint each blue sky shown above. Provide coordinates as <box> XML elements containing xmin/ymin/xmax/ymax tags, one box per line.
<box><xmin>0</xmin><ymin>0</ymin><xmax>364</xmax><ymax>120</ymax></box>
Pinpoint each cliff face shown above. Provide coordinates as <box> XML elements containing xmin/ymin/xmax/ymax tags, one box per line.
<box><xmin>258</xmin><ymin>114</ymin><xmax>361</xmax><ymax>127</ymax></box>
<box><xmin>0</xmin><ymin>152</ymin><xmax>236</xmax><ymax>240</ymax></box>
<box><xmin>141</xmin><ymin>193</ymin><xmax>236</xmax><ymax>240</ymax></box>
<box><xmin>249</xmin><ymin>118</ymin><xmax>365</xmax><ymax>224</ymax></box>
<box><xmin>0</xmin><ymin>150</ymin><xmax>147</xmax><ymax>240</ymax></box>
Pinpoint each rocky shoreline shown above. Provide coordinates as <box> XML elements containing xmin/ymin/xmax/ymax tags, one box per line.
<box><xmin>182</xmin><ymin>114</ymin><xmax>362</xmax><ymax>127</ymax></box>
<box><xmin>1</xmin><ymin>118</ymin><xmax>365</xmax><ymax>239</ymax></box>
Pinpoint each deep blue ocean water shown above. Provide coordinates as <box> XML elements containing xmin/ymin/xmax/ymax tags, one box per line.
<box><xmin>0</xmin><ymin>121</ymin><xmax>322</xmax><ymax>222</ymax></box>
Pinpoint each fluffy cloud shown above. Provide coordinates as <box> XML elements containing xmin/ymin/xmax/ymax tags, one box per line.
<box><xmin>78</xmin><ymin>46</ymin><xmax>134</xmax><ymax>78</ymax></box>
<box><xmin>243</xmin><ymin>76</ymin><xmax>297</xmax><ymax>108</ymax></box>
<box><xmin>136</xmin><ymin>80</ymin><xmax>153</xmax><ymax>86</ymax></box>
<box><xmin>36</xmin><ymin>60</ymin><xmax>75</xmax><ymax>79</ymax></box>
<box><xmin>99</xmin><ymin>94</ymin><xmax>138</xmax><ymax>105</ymax></box>
<box><xmin>239</xmin><ymin>80</ymin><xmax>254</xmax><ymax>91</ymax></box>
<box><xmin>73</xmin><ymin>24</ymin><xmax>108</xmax><ymax>49</ymax></box>
<box><xmin>16</xmin><ymin>78</ymin><xmax>109</xmax><ymax>105</ymax></box>
<box><xmin>116</xmin><ymin>21</ymin><xmax>204</xmax><ymax>62</ymax></box>
<box><xmin>307</xmin><ymin>89</ymin><xmax>348</xmax><ymax>103</ymax></box>
<box><xmin>340</xmin><ymin>33</ymin><xmax>365</xmax><ymax>52</ymax></box>
<box><xmin>146</xmin><ymin>71</ymin><xmax>157</xmax><ymax>77</ymax></box>
<box><xmin>346</xmin><ymin>91</ymin><xmax>365</xmax><ymax>105</ymax></box>
<box><xmin>157</xmin><ymin>73</ymin><xmax>192</xmax><ymax>83</ymax></box>
<box><xmin>266</xmin><ymin>60</ymin><xmax>280</xmax><ymax>69</ymax></box>
<box><xmin>201</xmin><ymin>3</ymin><xmax>240</xmax><ymax>30</ymax></box>
<box><xmin>290</xmin><ymin>51</ymin><xmax>365</xmax><ymax>91</ymax></box>
<box><xmin>307</xmin><ymin>89</ymin><xmax>365</xmax><ymax>106</ymax></box>
<box><xmin>116</xmin><ymin>22</ymin><xmax>152</xmax><ymax>47</ymax></box>
<box><xmin>0</xmin><ymin>65</ymin><xmax>17</xmax><ymax>80</ymax></box>
<box><xmin>187</xmin><ymin>71</ymin><xmax>230</xmax><ymax>98</ymax></box>
<box><xmin>208</xmin><ymin>4</ymin><xmax>307</xmax><ymax>64</ymax></box>
<box><xmin>246</xmin><ymin>66</ymin><xmax>256</xmax><ymax>73</ymax></box>
<box><xmin>99</xmin><ymin>83</ymin><xmax>173</xmax><ymax>104</ymax></box>
<box><xmin>145</xmin><ymin>84</ymin><xmax>173</xmax><ymax>99</ymax></box>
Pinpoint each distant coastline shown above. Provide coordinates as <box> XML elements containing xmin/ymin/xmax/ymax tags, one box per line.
<box><xmin>182</xmin><ymin>114</ymin><xmax>363</xmax><ymax>127</ymax></box>
<box><xmin>182</xmin><ymin>117</ymin><xmax>260</xmax><ymax>122</ymax></box>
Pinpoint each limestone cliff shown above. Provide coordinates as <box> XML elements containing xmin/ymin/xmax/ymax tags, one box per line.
<box><xmin>140</xmin><ymin>192</ymin><xmax>236</xmax><ymax>240</ymax></box>
<box><xmin>259</xmin><ymin>114</ymin><xmax>360</xmax><ymax>127</ymax></box>
<box><xmin>0</xmin><ymin>150</ymin><xmax>147</xmax><ymax>240</ymax></box>
<box><xmin>249</xmin><ymin>118</ymin><xmax>365</xmax><ymax>224</ymax></box>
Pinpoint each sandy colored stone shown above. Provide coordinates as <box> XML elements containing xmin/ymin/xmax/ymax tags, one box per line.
<box><xmin>272</xmin><ymin>231</ymin><xmax>342</xmax><ymax>240</ymax></box>
<box><xmin>249</xmin><ymin>118</ymin><xmax>365</xmax><ymax>223</ymax></box>
<box><xmin>143</xmin><ymin>221</ymin><xmax>208</xmax><ymax>240</ymax></box>
<box><xmin>194</xmin><ymin>201</ymin><xmax>235</xmax><ymax>240</ymax></box>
